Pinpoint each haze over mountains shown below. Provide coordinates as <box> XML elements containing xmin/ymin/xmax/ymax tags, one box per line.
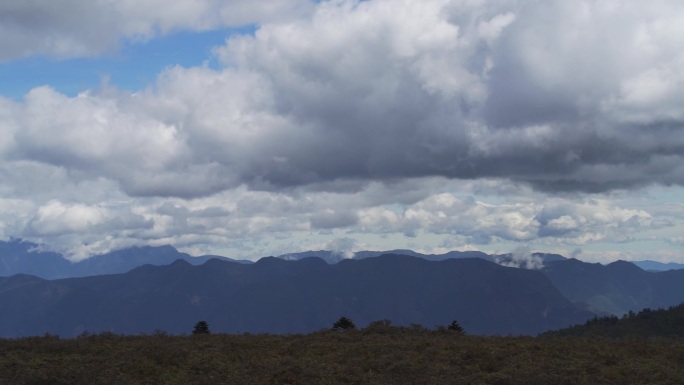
<box><xmin>3</xmin><ymin>239</ymin><xmax>681</xmax><ymax>280</ymax></box>
<box><xmin>1</xmin><ymin>239</ymin><xmax>683</xmax><ymax>338</ymax></box>
<box><xmin>0</xmin><ymin>239</ymin><xmax>248</xmax><ymax>279</ymax></box>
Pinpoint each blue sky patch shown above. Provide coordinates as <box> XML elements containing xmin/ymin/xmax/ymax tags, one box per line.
<box><xmin>0</xmin><ymin>26</ymin><xmax>256</xmax><ymax>100</ymax></box>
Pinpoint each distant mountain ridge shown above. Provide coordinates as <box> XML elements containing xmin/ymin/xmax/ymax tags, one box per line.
<box><xmin>276</xmin><ymin>249</ymin><xmax>566</xmax><ymax>266</ymax></box>
<box><xmin>272</xmin><ymin>250</ymin><xmax>684</xmax><ymax>318</ymax></box>
<box><xmin>3</xmin><ymin>239</ymin><xmax>682</xmax><ymax>280</ymax></box>
<box><xmin>0</xmin><ymin>254</ymin><xmax>593</xmax><ymax>338</ymax></box>
<box><xmin>276</xmin><ymin>249</ymin><xmax>493</xmax><ymax>264</ymax></box>
<box><xmin>0</xmin><ymin>239</ymin><xmax>247</xmax><ymax>279</ymax></box>
<box><xmin>632</xmin><ymin>260</ymin><xmax>684</xmax><ymax>271</ymax></box>
<box><xmin>0</xmin><ymin>242</ymin><xmax>561</xmax><ymax>279</ymax></box>
<box><xmin>541</xmin><ymin>258</ymin><xmax>684</xmax><ymax>316</ymax></box>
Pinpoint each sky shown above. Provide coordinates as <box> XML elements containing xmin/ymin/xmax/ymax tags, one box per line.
<box><xmin>1</xmin><ymin>0</ymin><xmax>684</xmax><ymax>263</ymax></box>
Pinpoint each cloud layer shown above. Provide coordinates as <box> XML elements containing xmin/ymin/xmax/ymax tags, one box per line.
<box><xmin>0</xmin><ymin>0</ymin><xmax>313</xmax><ymax>60</ymax></box>
<box><xmin>1</xmin><ymin>0</ymin><xmax>683</xmax><ymax>261</ymax></box>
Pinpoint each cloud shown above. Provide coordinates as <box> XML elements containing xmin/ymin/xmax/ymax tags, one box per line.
<box><xmin>171</xmin><ymin>0</ymin><xmax>684</xmax><ymax>193</ymax></box>
<box><xmin>28</xmin><ymin>200</ymin><xmax>109</xmax><ymax>236</ymax></box>
<box><xmin>1</xmin><ymin>0</ymin><xmax>684</xmax><ymax>261</ymax></box>
<box><xmin>0</xmin><ymin>173</ymin><xmax>673</xmax><ymax>261</ymax></box>
<box><xmin>495</xmin><ymin>245</ymin><xmax>544</xmax><ymax>270</ymax></box>
<box><xmin>356</xmin><ymin>192</ymin><xmax>658</xmax><ymax>246</ymax></box>
<box><xmin>326</xmin><ymin>237</ymin><xmax>357</xmax><ymax>260</ymax></box>
<box><xmin>3</xmin><ymin>0</ymin><xmax>684</xmax><ymax>197</ymax></box>
<box><xmin>0</xmin><ymin>0</ymin><xmax>313</xmax><ymax>60</ymax></box>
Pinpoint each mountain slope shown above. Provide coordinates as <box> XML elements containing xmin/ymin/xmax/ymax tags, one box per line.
<box><xmin>541</xmin><ymin>259</ymin><xmax>684</xmax><ymax>316</ymax></box>
<box><xmin>0</xmin><ymin>255</ymin><xmax>593</xmax><ymax>338</ymax></box>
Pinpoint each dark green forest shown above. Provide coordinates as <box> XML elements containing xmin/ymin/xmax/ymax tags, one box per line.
<box><xmin>545</xmin><ymin>303</ymin><xmax>684</xmax><ymax>338</ymax></box>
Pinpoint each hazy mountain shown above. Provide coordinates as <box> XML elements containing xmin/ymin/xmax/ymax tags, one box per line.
<box><xmin>541</xmin><ymin>259</ymin><xmax>684</xmax><ymax>316</ymax></box>
<box><xmin>0</xmin><ymin>239</ymin><xmax>71</xmax><ymax>279</ymax></box>
<box><xmin>0</xmin><ymin>240</ymin><xmax>574</xmax><ymax>279</ymax></box>
<box><xmin>277</xmin><ymin>249</ymin><xmax>495</xmax><ymax>263</ymax></box>
<box><xmin>0</xmin><ymin>255</ymin><xmax>593</xmax><ymax>338</ymax></box>
<box><xmin>632</xmin><ymin>260</ymin><xmax>684</xmax><ymax>272</ymax></box>
<box><xmin>276</xmin><ymin>250</ymin><xmax>567</xmax><ymax>267</ymax></box>
<box><xmin>72</xmin><ymin>245</ymin><xmax>248</xmax><ymax>276</ymax></box>
<box><xmin>0</xmin><ymin>240</ymin><xmax>247</xmax><ymax>279</ymax></box>
<box><xmin>277</xmin><ymin>250</ymin><xmax>350</xmax><ymax>264</ymax></box>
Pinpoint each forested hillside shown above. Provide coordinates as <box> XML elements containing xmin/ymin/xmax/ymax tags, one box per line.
<box><xmin>546</xmin><ymin>303</ymin><xmax>684</xmax><ymax>338</ymax></box>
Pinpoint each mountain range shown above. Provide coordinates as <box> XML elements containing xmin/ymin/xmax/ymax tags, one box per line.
<box><xmin>2</xmin><ymin>239</ymin><xmax>681</xmax><ymax>280</ymax></box>
<box><xmin>277</xmin><ymin>249</ymin><xmax>567</xmax><ymax>265</ymax></box>
<box><xmin>0</xmin><ymin>254</ymin><xmax>593</xmax><ymax>338</ymax></box>
<box><xmin>1</xmin><ymin>239</ymin><xmax>683</xmax><ymax>338</ymax></box>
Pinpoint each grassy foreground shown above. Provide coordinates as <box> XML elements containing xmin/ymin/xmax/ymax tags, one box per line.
<box><xmin>0</xmin><ymin>328</ymin><xmax>682</xmax><ymax>385</ymax></box>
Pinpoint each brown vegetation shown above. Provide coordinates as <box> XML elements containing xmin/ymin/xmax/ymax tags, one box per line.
<box><xmin>0</xmin><ymin>326</ymin><xmax>682</xmax><ymax>384</ymax></box>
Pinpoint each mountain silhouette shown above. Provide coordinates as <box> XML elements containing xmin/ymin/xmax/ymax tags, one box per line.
<box><xmin>0</xmin><ymin>255</ymin><xmax>592</xmax><ymax>338</ymax></box>
<box><xmin>541</xmin><ymin>258</ymin><xmax>684</xmax><ymax>315</ymax></box>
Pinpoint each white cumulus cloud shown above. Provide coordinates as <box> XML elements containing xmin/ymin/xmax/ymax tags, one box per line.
<box><xmin>0</xmin><ymin>0</ymin><xmax>683</xmax><ymax>262</ymax></box>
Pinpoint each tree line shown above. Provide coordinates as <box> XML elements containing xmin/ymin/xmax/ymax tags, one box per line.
<box><xmin>192</xmin><ymin>317</ymin><xmax>466</xmax><ymax>335</ymax></box>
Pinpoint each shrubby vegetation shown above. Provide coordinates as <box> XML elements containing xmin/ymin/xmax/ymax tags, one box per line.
<box><xmin>0</xmin><ymin>319</ymin><xmax>682</xmax><ymax>385</ymax></box>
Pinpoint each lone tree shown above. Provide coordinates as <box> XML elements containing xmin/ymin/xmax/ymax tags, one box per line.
<box><xmin>332</xmin><ymin>316</ymin><xmax>356</xmax><ymax>331</ymax></box>
<box><xmin>447</xmin><ymin>320</ymin><xmax>465</xmax><ymax>335</ymax></box>
<box><xmin>193</xmin><ymin>320</ymin><xmax>211</xmax><ymax>335</ymax></box>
